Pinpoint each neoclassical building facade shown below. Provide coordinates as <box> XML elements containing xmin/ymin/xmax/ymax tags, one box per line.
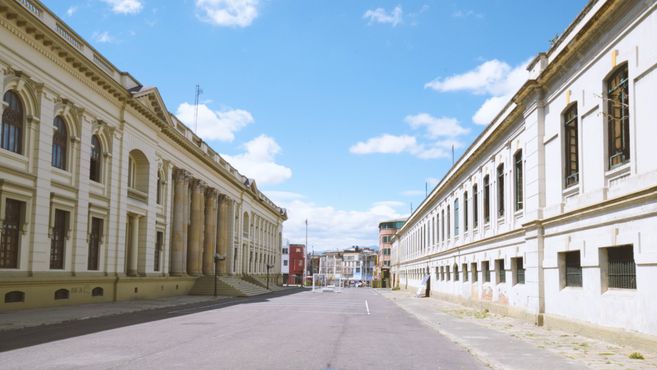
<box><xmin>392</xmin><ymin>0</ymin><xmax>657</xmax><ymax>342</ymax></box>
<box><xmin>0</xmin><ymin>0</ymin><xmax>286</xmax><ymax>310</ymax></box>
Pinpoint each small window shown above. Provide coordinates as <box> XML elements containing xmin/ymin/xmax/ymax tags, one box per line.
<box><xmin>497</xmin><ymin>164</ymin><xmax>505</xmax><ymax>217</ymax></box>
<box><xmin>462</xmin><ymin>263</ymin><xmax>468</xmax><ymax>282</ymax></box>
<box><xmin>92</xmin><ymin>287</ymin><xmax>104</xmax><ymax>297</ymax></box>
<box><xmin>52</xmin><ymin>116</ymin><xmax>68</xmax><ymax>170</ymax></box>
<box><xmin>561</xmin><ymin>251</ymin><xmax>582</xmax><ymax>288</ymax></box>
<box><xmin>154</xmin><ymin>231</ymin><xmax>163</xmax><ymax>272</ymax></box>
<box><xmin>496</xmin><ymin>259</ymin><xmax>506</xmax><ymax>284</ymax></box>
<box><xmin>54</xmin><ymin>289</ymin><xmax>70</xmax><ymax>300</ymax></box>
<box><xmin>513</xmin><ymin>257</ymin><xmax>525</xmax><ymax>285</ymax></box>
<box><xmin>454</xmin><ymin>264</ymin><xmax>459</xmax><ymax>281</ymax></box>
<box><xmin>514</xmin><ymin>150</ymin><xmax>523</xmax><ymax>211</ymax></box>
<box><xmin>283</xmin><ymin>260</ymin><xmax>288</xmax><ymax>266</ymax></box>
<box><xmin>563</xmin><ymin>104</ymin><xmax>579</xmax><ymax>187</ymax></box>
<box><xmin>471</xmin><ymin>262</ymin><xmax>478</xmax><ymax>283</ymax></box>
<box><xmin>446</xmin><ymin>265</ymin><xmax>451</xmax><ymax>281</ymax></box>
<box><xmin>606</xmin><ymin>64</ymin><xmax>630</xmax><ymax>168</ymax></box>
<box><xmin>4</xmin><ymin>290</ymin><xmax>25</xmax><ymax>303</ymax></box>
<box><xmin>483</xmin><ymin>176</ymin><xmax>490</xmax><ymax>223</ymax></box>
<box><xmin>605</xmin><ymin>245</ymin><xmax>636</xmax><ymax>289</ymax></box>
<box><xmin>482</xmin><ymin>261</ymin><xmax>490</xmax><ymax>282</ymax></box>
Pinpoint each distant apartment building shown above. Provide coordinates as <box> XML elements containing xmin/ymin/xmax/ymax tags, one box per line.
<box><xmin>281</xmin><ymin>244</ymin><xmax>290</xmax><ymax>282</ymax></box>
<box><xmin>377</xmin><ymin>219</ymin><xmax>405</xmax><ymax>286</ymax></box>
<box><xmin>286</xmin><ymin>244</ymin><xmax>305</xmax><ymax>285</ymax></box>
<box><xmin>319</xmin><ymin>247</ymin><xmax>376</xmax><ymax>282</ymax></box>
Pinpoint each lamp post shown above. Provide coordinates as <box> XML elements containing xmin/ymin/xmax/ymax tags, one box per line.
<box><xmin>214</xmin><ymin>253</ymin><xmax>226</xmax><ymax>297</ymax></box>
<box><xmin>266</xmin><ymin>264</ymin><xmax>274</xmax><ymax>290</ymax></box>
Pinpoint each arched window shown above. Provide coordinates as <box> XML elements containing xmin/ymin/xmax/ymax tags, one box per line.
<box><xmin>514</xmin><ymin>150</ymin><xmax>523</xmax><ymax>211</ymax></box>
<box><xmin>497</xmin><ymin>164</ymin><xmax>505</xmax><ymax>217</ymax></box>
<box><xmin>606</xmin><ymin>64</ymin><xmax>630</xmax><ymax>168</ymax></box>
<box><xmin>1</xmin><ymin>91</ymin><xmax>24</xmax><ymax>154</ymax></box>
<box><xmin>52</xmin><ymin>116</ymin><xmax>68</xmax><ymax>170</ymax></box>
<box><xmin>54</xmin><ymin>288</ymin><xmax>70</xmax><ymax>300</ymax></box>
<box><xmin>156</xmin><ymin>171</ymin><xmax>163</xmax><ymax>204</ymax></box>
<box><xmin>4</xmin><ymin>290</ymin><xmax>25</xmax><ymax>303</ymax></box>
<box><xmin>90</xmin><ymin>135</ymin><xmax>102</xmax><ymax>182</ymax></box>
<box><xmin>91</xmin><ymin>287</ymin><xmax>104</xmax><ymax>297</ymax></box>
<box><xmin>563</xmin><ymin>104</ymin><xmax>579</xmax><ymax>187</ymax></box>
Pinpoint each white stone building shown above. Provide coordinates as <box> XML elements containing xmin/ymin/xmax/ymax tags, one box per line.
<box><xmin>392</xmin><ymin>0</ymin><xmax>657</xmax><ymax>342</ymax></box>
<box><xmin>0</xmin><ymin>0</ymin><xmax>286</xmax><ymax>310</ymax></box>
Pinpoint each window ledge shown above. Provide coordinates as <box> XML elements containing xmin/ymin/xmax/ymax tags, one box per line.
<box><xmin>128</xmin><ymin>187</ymin><xmax>148</xmax><ymax>202</ymax></box>
<box><xmin>562</xmin><ymin>184</ymin><xmax>580</xmax><ymax>198</ymax></box>
<box><xmin>560</xmin><ymin>286</ymin><xmax>583</xmax><ymax>291</ymax></box>
<box><xmin>603</xmin><ymin>287</ymin><xmax>637</xmax><ymax>295</ymax></box>
<box><xmin>605</xmin><ymin>162</ymin><xmax>631</xmax><ymax>182</ymax></box>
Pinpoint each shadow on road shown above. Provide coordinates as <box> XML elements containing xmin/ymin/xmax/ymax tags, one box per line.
<box><xmin>0</xmin><ymin>288</ymin><xmax>305</xmax><ymax>352</ymax></box>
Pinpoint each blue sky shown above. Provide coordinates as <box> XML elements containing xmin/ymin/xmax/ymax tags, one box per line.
<box><xmin>43</xmin><ymin>0</ymin><xmax>587</xmax><ymax>251</ymax></box>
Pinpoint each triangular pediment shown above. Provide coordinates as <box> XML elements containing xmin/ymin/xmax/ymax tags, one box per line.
<box><xmin>132</xmin><ymin>87</ymin><xmax>173</xmax><ymax>126</ymax></box>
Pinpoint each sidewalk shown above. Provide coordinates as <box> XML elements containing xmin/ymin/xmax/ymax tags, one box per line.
<box><xmin>378</xmin><ymin>289</ymin><xmax>657</xmax><ymax>370</ymax></box>
<box><xmin>0</xmin><ymin>295</ymin><xmax>219</xmax><ymax>332</ymax></box>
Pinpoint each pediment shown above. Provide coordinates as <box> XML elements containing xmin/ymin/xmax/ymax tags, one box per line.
<box><xmin>132</xmin><ymin>87</ymin><xmax>173</xmax><ymax>126</ymax></box>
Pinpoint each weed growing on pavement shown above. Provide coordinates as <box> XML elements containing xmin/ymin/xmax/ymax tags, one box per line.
<box><xmin>629</xmin><ymin>352</ymin><xmax>645</xmax><ymax>360</ymax></box>
<box><xmin>599</xmin><ymin>352</ymin><xmax>615</xmax><ymax>356</ymax></box>
<box><xmin>474</xmin><ymin>309</ymin><xmax>489</xmax><ymax>319</ymax></box>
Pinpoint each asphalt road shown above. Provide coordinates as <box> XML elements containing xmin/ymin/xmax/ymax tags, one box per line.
<box><xmin>0</xmin><ymin>288</ymin><xmax>487</xmax><ymax>370</ymax></box>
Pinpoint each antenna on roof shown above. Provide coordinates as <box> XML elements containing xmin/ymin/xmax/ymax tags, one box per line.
<box><xmin>452</xmin><ymin>144</ymin><xmax>455</xmax><ymax>165</ymax></box>
<box><xmin>425</xmin><ymin>181</ymin><xmax>428</xmax><ymax>198</ymax></box>
<box><xmin>194</xmin><ymin>84</ymin><xmax>203</xmax><ymax>133</ymax></box>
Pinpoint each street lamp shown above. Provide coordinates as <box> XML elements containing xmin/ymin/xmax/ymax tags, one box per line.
<box><xmin>214</xmin><ymin>253</ymin><xmax>226</xmax><ymax>297</ymax></box>
<box><xmin>266</xmin><ymin>264</ymin><xmax>274</xmax><ymax>290</ymax></box>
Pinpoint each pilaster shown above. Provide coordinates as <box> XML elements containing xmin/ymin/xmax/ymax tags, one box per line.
<box><xmin>202</xmin><ymin>187</ymin><xmax>218</xmax><ymax>275</ymax></box>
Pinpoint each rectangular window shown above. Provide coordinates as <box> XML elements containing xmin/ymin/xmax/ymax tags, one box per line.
<box><xmin>283</xmin><ymin>260</ymin><xmax>288</xmax><ymax>266</ymax></box>
<box><xmin>471</xmin><ymin>262</ymin><xmax>478</xmax><ymax>283</ymax></box>
<box><xmin>154</xmin><ymin>231</ymin><xmax>163</xmax><ymax>272</ymax></box>
<box><xmin>50</xmin><ymin>209</ymin><xmax>68</xmax><ymax>270</ymax></box>
<box><xmin>454</xmin><ymin>199</ymin><xmax>460</xmax><ymax>235</ymax></box>
<box><xmin>497</xmin><ymin>164</ymin><xmax>505</xmax><ymax>217</ymax></box>
<box><xmin>464</xmin><ymin>192</ymin><xmax>469</xmax><ymax>232</ymax></box>
<box><xmin>606</xmin><ymin>65</ymin><xmax>630</xmax><ymax>168</ymax></box>
<box><xmin>446</xmin><ymin>265</ymin><xmax>451</xmax><ymax>281</ymax></box>
<box><xmin>447</xmin><ymin>205</ymin><xmax>451</xmax><ymax>239</ymax></box>
<box><xmin>454</xmin><ymin>265</ymin><xmax>459</xmax><ymax>281</ymax></box>
<box><xmin>0</xmin><ymin>199</ymin><xmax>23</xmax><ymax>268</ymax></box>
<box><xmin>513</xmin><ymin>257</ymin><xmax>525</xmax><ymax>285</ymax></box>
<box><xmin>563</xmin><ymin>105</ymin><xmax>579</xmax><ymax>187</ymax></box>
<box><xmin>496</xmin><ymin>259</ymin><xmax>506</xmax><ymax>284</ymax></box>
<box><xmin>88</xmin><ymin>217</ymin><xmax>103</xmax><ymax>271</ymax></box>
<box><xmin>606</xmin><ymin>245</ymin><xmax>636</xmax><ymax>289</ymax></box>
<box><xmin>482</xmin><ymin>261</ymin><xmax>490</xmax><ymax>282</ymax></box>
<box><xmin>462</xmin><ymin>263</ymin><xmax>468</xmax><ymax>282</ymax></box>
<box><xmin>473</xmin><ymin>185</ymin><xmax>478</xmax><ymax>228</ymax></box>
<box><xmin>514</xmin><ymin>151</ymin><xmax>523</xmax><ymax>211</ymax></box>
<box><xmin>441</xmin><ymin>209</ymin><xmax>445</xmax><ymax>241</ymax></box>
<box><xmin>483</xmin><ymin>176</ymin><xmax>490</xmax><ymax>223</ymax></box>
<box><xmin>562</xmin><ymin>251</ymin><xmax>582</xmax><ymax>287</ymax></box>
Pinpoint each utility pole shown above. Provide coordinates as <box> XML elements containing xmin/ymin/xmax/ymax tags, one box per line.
<box><xmin>194</xmin><ymin>84</ymin><xmax>202</xmax><ymax>133</ymax></box>
<box><xmin>305</xmin><ymin>219</ymin><xmax>308</xmax><ymax>283</ymax></box>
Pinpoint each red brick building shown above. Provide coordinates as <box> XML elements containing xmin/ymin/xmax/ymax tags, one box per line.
<box><xmin>287</xmin><ymin>244</ymin><xmax>306</xmax><ymax>285</ymax></box>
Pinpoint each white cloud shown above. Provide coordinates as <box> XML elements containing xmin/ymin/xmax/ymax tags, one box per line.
<box><xmin>176</xmin><ymin>102</ymin><xmax>253</xmax><ymax>142</ymax></box>
<box><xmin>102</xmin><ymin>0</ymin><xmax>143</xmax><ymax>15</ymax></box>
<box><xmin>425</xmin><ymin>58</ymin><xmax>530</xmax><ymax>125</ymax></box>
<box><xmin>350</xmin><ymin>134</ymin><xmax>417</xmax><ymax>155</ymax></box>
<box><xmin>92</xmin><ymin>31</ymin><xmax>116</xmax><ymax>43</ymax></box>
<box><xmin>452</xmin><ymin>10</ymin><xmax>483</xmax><ymax>19</ymax></box>
<box><xmin>195</xmin><ymin>0</ymin><xmax>259</xmax><ymax>28</ymax></box>
<box><xmin>404</xmin><ymin>113</ymin><xmax>469</xmax><ymax>138</ymax></box>
<box><xmin>223</xmin><ymin>135</ymin><xmax>292</xmax><ymax>185</ymax></box>
<box><xmin>363</xmin><ymin>5</ymin><xmax>403</xmax><ymax>27</ymax></box>
<box><xmin>66</xmin><ymin>6</ymin><xmax>78</xmax><ymax>17</ymax></box>
<box><xmin>267</xmin><ymin>192</ymin><xmax>407</xmax><ymax>251</ymax></box>
<box><xmin>427</xmin><ymin>177</ymin><xmax>440</xmax><ymax>187</ymax></box>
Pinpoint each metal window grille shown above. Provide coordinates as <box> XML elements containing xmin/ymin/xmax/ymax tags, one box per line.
<box><xmin>464</xmin><ymin>192</ymin><xmax>469</xmax><ymax>232</ymax></box>
<box><xmin>54</xmin><ymin>289</ymin><xmax>69</xmax><ymax>300</ymax></box>
<box><xmin>483</xmin><ymin>261</ymin><xmax>490</xmax><ymax>282</ymax></box>
<box><xmin>564</xmin><ymin>105</ymin><xmax>579</xmax><ymax>187</ymax></box>
<box><xmin>88</xmin><ymin>217</ymin><xmax>102</xmax><ymax>271</ymax></box>
<box><xmin>565</xmin><ymin>251</ymin><xmax>582</xmax><ymax>287</ymax></box>
<box><xmin>154</xmin><ymin>231</ymin><xmax>163</xmax><ymax>272</ymax></box>
<box><xmin>52</xmin><ymin>116</ymin><xmax>68</xmax><ymax>170</ymax></box>
<box><xmin>483</xmin><ymin>176</ymin><xmax>490</xmax><ymax>223</ymax></box>
<box><xmin>606</xmin><ymin>65</ymin><xmax>630</xmax><ymax>168</ymax></box>
<box><xmin>0</xmin><ymin>199</ymin><xmax>22</xmax><ymax>268</ymax></box>
<box><xmin>515</xmin><ymin>258</ymin><xmax>525</xmax><ymax>284</ymax></box>
<box><xmin>2</xmin><ymin>91</ymin><xmax>24</xmax><ymax>154</ymax></box>
<box><xmin>50</xmin><ymin>210</ymin><xmax>68</xmax><ymax>270</ymax></box>
<box><xmin>4</xmin><ymin>291</ymin><xmax>25</xmax><ymax>303</ymax></box>
<box><xmin>514</xmin><ymin>151</ymin><xmax>523</xmax><ymax>211</ymax></box>
<box><xmin>497</xmin><ymin>165</ymin><xmax>505</xmax><ymax>217</ymax></box>
<box><xmin>90</xmin><ymin>135</ymin><xmax>102</xmax><ymax>182</ymax></box>
<box><xmin>473</xmin><ymin>185</ymin><xmax>478</xmax><ymax>228</ymax></box>
<box><xmin>497</xmin><ymin>259</ymin><xmax>506</xmax><ymax>283</ymax></box>
<box><xmin>607</xmin><ymin>245</ymin><xmax>636</xmax><ymax>289</ymax></box>
<box><xmin>454</xmin><ymin>199</ymin><xmax>460</xmax><ymax>235</ymax></box>
<box><xmin>454</xmin><ymin>265</ymin><xmax>459</xmax><ymax>281</ymax></box>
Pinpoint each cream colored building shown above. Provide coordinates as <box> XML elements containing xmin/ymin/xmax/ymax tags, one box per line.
<box><xmin>0</xmin><ymin>0</ymin><xmax>286</xmax><ymax>310</ymax></box>
<box><xmin>392</xmin><ymin>0</ymin><xmax>657</xmax><ymax>343</ymax></box>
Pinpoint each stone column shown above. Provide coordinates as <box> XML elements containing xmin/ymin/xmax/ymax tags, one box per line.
<box><xmin>227</xmin><ymin>199</ymin><xmax>236</xmax><ymax>275</ymax></box>
<box><xmin>187</xmin><ymin>179</ymin><xmax>205</xmax><ymax>275</ymax></box>
<box><xmin>128</xmin><ymin>214</ymin><xmax>140</xmax><ymax>276</ymax></box>
<box><xmin>203</xmin><ymin>188</ymin><xmax>218</xmax><ymax>275</ymax></box>
<box><xmin>170</xmin><ymin>168</ymin><xmax>188</xmax><ymax>276</ymax></box>
<box><xmin>217</xmin><ymin>194</ymin><xmax>230</xmax><ymax>275</ymax></box>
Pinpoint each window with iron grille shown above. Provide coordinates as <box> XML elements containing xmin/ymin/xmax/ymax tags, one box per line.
<box><xmin>52</xmin><ymin>116</ymin><xmax>68</xmax><ymax>170</ymax></box>
<box><xmin>1</xmin><ymin>199</ymin><xmax>23</xmax><ymax>268</ymax></box>
<box><xmin>497</xmin><ymin>164</ymin><xmax>505</xmax><ymax>217</ymax></box>
<box><xmin>483</xmin><ymin>176</ymin><xmax>490</xmax><ymax>223</ymax></box>
<box><xmin>154</xmin><ymin>231</ymin><xmax>163</xmax><ymax>272</ymax></box>
<box><xmin>446</xmin><ymin>265</ymin><xmax>451</xmax><ymax>281</ymax></box>
<box><xmin>563</xmin><ymin>104</ymin><xmax>579</xmax><ymax>187</ymax></box>
<box><xmin>471</xmin><ymin>262</ymin><xmax>478</xmax><ymax>282</ymax></box>
<box><xmin>454</xmin><ymin>198</ymin><xmax>460</xmax><ymax>235</ymax></box>
<box><xmin>464</xmin><ymin>191</ymin><xmax>469</xmax><ymax>232</ymax></box>
<box><xmin>88</xmin><ymin>217</ymin><xmax>103</xmax><ymax>271</ymax></box>
<box><xmin>473</xmin><ymin>184</ymin><xmax>479</xmax><ymax>228</ymax></box>
<box><xmin>441</xmin><ymin>209</ymin><xmax>445</xmax><ymax>242</ymax></box>
<box><xmin>447</xmin><ymin>205</ymin><xmax>451</xmax><ymax>239</ymax></box>
<box><xmin>50</xmin><ymin>210</ymin><xmax>69</xmax><ymax>270</ymax></box>
<box><xmin>482</xmin><ymin>261</ymin><xmax>490</xmax><ymax>282</ymax></box>
<box><xmin>514</xmin><ymin>150</ymin><xmax>523</xmax><ymax>211</ymax></box>
<box><xmin>606</xmin><ymin>64</ymin><xmax>630</xmax><ymax>168</ymax></box>
<box><xmin>563</xmin><ymin>251</ymin><xmax>582</xmax><ymax>287</ymax></box>
<box><xmin>90</xmin><ymin>135</ymin><xmax>102</xmax><ymax>182</ymax></box>
<box><xmin>4</xmin><ymin>291</ymin><xmax>25</xmax><ymax>303</ymax></box>
<box><xmin>606</xmin><ymin>245</ymin><xmax>636</xmax><ymax>289</ymax></box>
<box><xmin>462</xmin><ymin>263</ymin><xmax>468</xmax><ymax>282</ymax></box>
<box><xmin>454</xmin><ymin>264</ymin><xmax>459</xmax><ymax>281</ymax></box>
<box><xmin>496</xmin><ymin>259</ymin><xmax>506</xmax><ymax>284</ymax></box>
<box><xmin>513</xmin><ymin>257</ymin><xmax>525</xmax><ymax>285</ymax></box>
<box><xmin>1</xmin><ymin>90</ymin><xmax>24</xmax><ymax>154</ymax></box>
<box><xmin>54</xmin><ymin>289</ymin><xmax>69</xmax><ymax>300</ymax></box>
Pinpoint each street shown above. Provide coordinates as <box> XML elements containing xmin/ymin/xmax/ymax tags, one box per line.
<box><xmin>0</xmin><ymin>288</ymin><xmax>485</xmax><ymax>370</ymax></box>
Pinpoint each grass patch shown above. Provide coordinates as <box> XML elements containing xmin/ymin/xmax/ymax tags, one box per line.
<box><xmin>628</xmin><ymin>352</ymin><xmax>644</xmax><ymax>360</ymax></box>
<box><xmin>599</xmin><ymin>352</ymin><xmax>615</xmax><ymax>356</ymax></box>
<box><xmin>473</xmin><ymin>309</ymin><xmax>489</xmax><ymax>319</ymax></box>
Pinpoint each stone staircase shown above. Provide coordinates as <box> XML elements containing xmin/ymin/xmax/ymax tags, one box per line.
<box><xmin>189</xmin><ymin>275</ymin><xmax>271</xmax><ymax>297</ymax></box>
<box><xmin>242</xmin><ymin>275</ymin><xmax>284</xmax><ymax>292</ymax></box>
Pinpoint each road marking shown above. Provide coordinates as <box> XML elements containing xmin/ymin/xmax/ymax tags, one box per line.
<box><xmin>365</xmin><ymin>300</ymin><xmax>370</xmax><ymax>315</ymax></box>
